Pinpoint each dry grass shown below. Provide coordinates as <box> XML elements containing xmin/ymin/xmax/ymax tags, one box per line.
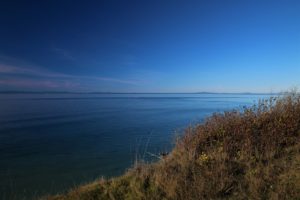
<box><xmin>45</xmin><ymin>93</ymin><xmax>300</xmax><ymax>200</ymax></box>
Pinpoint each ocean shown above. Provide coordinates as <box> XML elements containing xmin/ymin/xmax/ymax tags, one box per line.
<box><xmin>0</xmin><ymin>93</ymin><xmax>270</xmax><ymax>199</ymax></box>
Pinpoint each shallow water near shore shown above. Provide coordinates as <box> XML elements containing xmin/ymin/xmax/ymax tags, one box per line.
<box><xmin>0</xmin><ymin>93</ymin><xmax>270</xmax><ymax>199</ymax></box>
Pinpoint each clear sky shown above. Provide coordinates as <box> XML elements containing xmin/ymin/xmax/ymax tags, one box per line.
<box><xmin>0</xmin><ymin>0</ymin><xmax>299</xmax><ymax>93</ymax></box>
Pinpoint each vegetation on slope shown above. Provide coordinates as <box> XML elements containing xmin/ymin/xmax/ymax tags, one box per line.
<box><xmin>45</xmin><ymin>93</ymin><xmax>300</xmax><ymax>200</ymax></box>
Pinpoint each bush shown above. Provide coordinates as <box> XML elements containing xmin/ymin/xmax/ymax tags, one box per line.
<box><xmin>46</xmin><ymin>93</ymin><xmax>300</xmax><ymax>200</ymax></box>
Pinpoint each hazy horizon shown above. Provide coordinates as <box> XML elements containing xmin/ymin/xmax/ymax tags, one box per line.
<box><xmin>0</xmin><ymin>90</ymin><xmax>281</xmax><ymax>94</ymax></box>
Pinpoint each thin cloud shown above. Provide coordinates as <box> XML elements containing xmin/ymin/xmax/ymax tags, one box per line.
<box><xmin>0</xmin><ymin>78</ymin><xmax>79</xmax><ymax>89</ymax></box>
<box><xmin>52</xmin><ymin>47</ymin><xmax>75</xmax><ymax>61</ymax></box>
<box><xmin>0</xmin><ymin>63</ymin><xmax>70</xmax><ymax>78</ymax></box>
<box><xmin>0</xmin><ymin>63</ymin><xmax>140</xmax><ymax>86</ymax></box>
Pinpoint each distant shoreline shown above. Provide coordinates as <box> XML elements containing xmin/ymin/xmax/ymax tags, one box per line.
<box><xmin>0</xmin><ymin>91</ymin><xmax>279</xmax><ymax>95</ymax></box>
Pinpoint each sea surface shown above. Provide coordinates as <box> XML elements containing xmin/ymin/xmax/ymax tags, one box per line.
<box><xmin>0</xmin><ymin>93</ymin><xmax>271</xmax><ymax>199</ymax></box>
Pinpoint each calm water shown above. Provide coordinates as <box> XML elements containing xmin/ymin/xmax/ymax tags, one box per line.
<box><xmin>0</xmin><ymin>93</ymin><xmax>270</xmax><ymax>199</ymax></box>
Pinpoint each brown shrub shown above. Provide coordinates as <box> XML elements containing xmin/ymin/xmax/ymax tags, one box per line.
<box><xmin>47</xmin><ymin>93</ymin><xmax>300</xmax><ymax>200</ymax></box>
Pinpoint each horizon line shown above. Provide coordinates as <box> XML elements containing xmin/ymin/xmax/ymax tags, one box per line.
<box><xmin>0</xmin><ymin>90</ymin><xmax>280</xmax><ymax>95</ymax></box>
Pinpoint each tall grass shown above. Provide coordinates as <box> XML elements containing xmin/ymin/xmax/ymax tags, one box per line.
<box><xmin>45</xmin><ymin>93</ymin><xmax>300</xmax><ymax>200</ymax></box>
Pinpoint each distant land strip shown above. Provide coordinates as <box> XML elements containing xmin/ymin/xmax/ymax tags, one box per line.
<box><xmin>0</xmin><ymin>91</ymin><xmax>280</xmax><ymax>95</ymax></box>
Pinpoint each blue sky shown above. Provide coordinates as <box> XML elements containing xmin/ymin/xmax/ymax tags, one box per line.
<box><xmin>0</xmin><ymin>0</ymin><xmax>299</xmax><ymax>93</ymax></box>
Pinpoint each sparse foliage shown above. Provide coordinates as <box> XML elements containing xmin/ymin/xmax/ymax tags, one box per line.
<box><xmin>46</xmin><ymin>93</ymin><xmax>300</xmax><ymax>200</ymax></box>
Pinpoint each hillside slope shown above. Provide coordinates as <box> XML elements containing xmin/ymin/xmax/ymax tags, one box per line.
<box><xmin>46</xmin><ymin>94</ymin><xmax>300</xmax><ymax>200</ymax></box>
